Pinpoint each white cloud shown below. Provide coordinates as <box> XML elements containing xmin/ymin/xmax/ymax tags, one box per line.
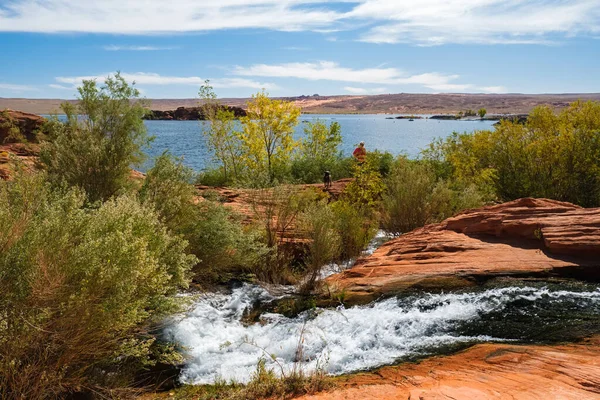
<box><xmin>235</xmin><ymin>60</ymin><xmax>505</xmax><ymax>93</ymax></box>
<box><xmin>48</xmin><ymin>84</ymin><xmax>74</xmax><ymax>90</ymax></box>
<box><xmin>0</xmin><ymin>0</ymin><xmax>341</xmax><ymax>33</ymax></box>
<box><xmin>235</xmin><ymin>61</ymin><xmax>459</xmax><ymax>86</ymax></box>
<box><xmin>352</xmin><ymin>0</ymin><xmax>600</xmax><ymax>45</ymax></box>
<box><xmin>0</xmin><ymin>0</ymin><xmax>598</xmax><ymax>45</ymax></box>
<box><xmin>55</xmin><ymin>72</ymin><xmax>277</xmax><ymax>90</ymax></box>
<box><xmin>0</xmin><ymin>83</ymin><xmax>37</xmax><ymax>92</ymax></box>
<box><xmin>103</xmin><ymin>45</ymin><xmax>179</xmax><ymax>51</ymax></box>
<box><xmin>344</xmin><ymin>86</ymin><xmax>387</xmax><ymax>94</ymax></box>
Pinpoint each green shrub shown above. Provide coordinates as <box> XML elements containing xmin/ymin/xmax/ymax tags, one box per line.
<box><xmin>196</xmin><ymin>166</ymin><xmax>235</xmax><ymax>187</ymax></box>
<box><xmin>0</xmin><ymin>173</ymin><xmax>196</xmax><ymax>398</ymax></box>
<box><xmin>141</xmin><ymin>153</ymin><xmax>267</xmax><ymax>284</ymax></box>
<box><xmin>425</xmin><ymin>101</ymin><xmax>600</xmax><ymax>207</ymax></box>
<box><xmin>140</xmin><ymin>152</ymin><xmax>197</xmax><ymax>229</ymax></box>
<box><xmin>330</xmin><ymin>200</ymin><xmax>376</xmax><ymax>260</ymax></box>
<box><xmin>40</xmin><ymin>73</ymin><xmax>150</xmax><ymax>203</ymax></box>
<box><xmin>381</xmin><ymin>158</ymin><xmax>486</xmax><ymax>234</ymax></box>
<box><xmin>298</xmin><ymin>201</ymin><xmax>341</xmax><ymax>292</ymax></box>
<box><xmin>186</xmin><ymin>201</ymin><xmax>269</xmax><ymax>284</ymax></box>
<box><xmin>342</xmin><ymin>160</ymin><xmax>385</xmax><ymax>207</ymax></box>
<box><xmin>381</xmin><ymin>158</ymin><xmax>434</xmax><ymax>234</ymax></box>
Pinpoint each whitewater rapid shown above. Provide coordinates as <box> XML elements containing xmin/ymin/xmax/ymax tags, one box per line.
<box><xmin>164</xmin><ymin>284</ymin><xmax>600</xmax><ymax>384</ymax></box>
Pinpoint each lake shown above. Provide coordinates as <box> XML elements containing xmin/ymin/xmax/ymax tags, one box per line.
<box><xmin>141</xmin><ymin>115</ymin><xmax>496</xmax><ymax>172</ymax></box>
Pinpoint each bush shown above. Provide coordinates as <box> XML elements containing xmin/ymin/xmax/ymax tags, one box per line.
<box><xmin>141</xmin><ymin>153</ymin><xmax>267</xmax><ymax>284</ymax></box>
<box><xmin>298</xmin><ymin>201</ymin><xmax>341</xmax><ymax>292</ymax></box>
<box><xmin>140</xmin><ymin>152</ymin><xmax>197</xmax><ymax>229</ymax></box>
<box><xmin>0</xmin><ymin>173</ymin><xmax>196</xmax><ymax>398</ymax></box>
<box><xmin>426</xmin><ymin>101</ymin><xmax>600</xmax><ymax>207</ymax></box>
<box><xmin>330</xmin><ymin>200</ymin><xmax>377</xmax><ymax>260</ymax></box>
<box><xmin>381</xmin><ymin>157</ymin><xmax>486</xmax><ymax>235</ymax></box>
<box><xmin>342</xmin><ymin>160</ymin><xmax>385</xmax><ymax>207</ymax></box>
<box><xmin>290</xmin><ymin>155</ymin><xmax>353</xmax><ymax>184</ymax></box>
<box><xmin>185</xmin><ymin>201</ymin><xmax>269</xmax><ymax>284</ymax></box>
<box><xmin>40</xmin><ymin>73</ymin><xmax>150</xmax><ymax>203</ymax></box>
<box><xmin>196</xmin><ymin>166</ymin><xmax>233</xmax><ymax>187</ymax></box>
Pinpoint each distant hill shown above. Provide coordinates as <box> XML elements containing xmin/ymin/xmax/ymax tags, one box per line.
<box><xmin>2</xmin><ymin>93</ymin><xmax>600</xmax><ymax>115</ymax></box>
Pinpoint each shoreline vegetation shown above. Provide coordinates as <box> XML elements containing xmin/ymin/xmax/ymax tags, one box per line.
<box><xmin>1</xmin><ymin>74</ymin><xmax>600</xmax><ymax>399</ymax></box>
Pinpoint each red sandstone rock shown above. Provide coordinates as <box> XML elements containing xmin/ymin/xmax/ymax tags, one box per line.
<box><xmin>0</xmin><ymin>110</ymin><xmax>46</xmax><ymax>143</ymax></box>
<box><xmin>326</xmin><ymin>198</ymin><xmax>600</xmax><ymax>304</ymax></box>
<box><xmin>297</xmin><ymin>336</ymin><xmax>600</xmax><ymax>400</ymax></box>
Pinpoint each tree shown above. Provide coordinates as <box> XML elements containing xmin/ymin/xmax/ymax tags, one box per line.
<box><xmin>198</xmin><ymin>80</ymin><xmax>243</xmax><ymax>183</ymax></box>
<box><xmin>300</xmin><ymin>120</ymin><xmax>342</xmax><ymax>160</ymax></box>
<box><xmin>239</xmin><ymin>91</ymin><xmax>301</xmax><ymax>183</ymax></box>
<box><xmin>40</xmin><ymin>72</ymin><xmax>150</xmax><ymax>203</ymax></box>
<box><xmin>478</xmin><ymin>108</ymin><xmax>487</xmax><ymax>119</ymax></box>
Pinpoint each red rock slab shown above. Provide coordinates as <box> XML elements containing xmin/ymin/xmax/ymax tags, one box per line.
<box><xmin>443</xmin><ymin>198</ymin><xmax>600</xmax><ymax>255</ymax></box>
<box><xmin>297</xmin><ymin>337</ymin><xmax>600</xmax><ymax>400</ymax></box>
<box><xmin>326</xmin><ymin>198</ymin><xmax>599</xmax><ymax>304</ymax></box>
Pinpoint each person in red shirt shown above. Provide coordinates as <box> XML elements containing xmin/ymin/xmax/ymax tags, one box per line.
<box><xmin>353</xmin><ymin>141</ymin><xmax>367</xmax><ymax>163</ymax></box>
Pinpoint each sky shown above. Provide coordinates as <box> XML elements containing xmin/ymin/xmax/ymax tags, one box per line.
<box><xmin>0</xmin><ymin>0</ymin><xmax>599</xmax><ymax>99</ymax></box>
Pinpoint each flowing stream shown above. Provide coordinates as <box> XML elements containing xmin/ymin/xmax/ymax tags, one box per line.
<box><xmin>165</xmin><ymin>282</ymin><xmax>600</xmax><ymax>385</ymax></box>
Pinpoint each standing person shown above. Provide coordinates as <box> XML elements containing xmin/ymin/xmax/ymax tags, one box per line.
<box><xmin>353</xmin><ymin>141</ymin><xmax>367</xmax><ymax>163</ymax></box>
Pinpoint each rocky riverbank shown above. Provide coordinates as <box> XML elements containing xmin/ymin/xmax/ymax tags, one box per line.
<box><xmin>296</xmin><ymin>336</ymin><xmax>600</xmax><ymax>400</ymax></box>
<box><xmin>326</xmin><ymin>198</ymin><xmax>600</xmax><ymax>305</ymax></box>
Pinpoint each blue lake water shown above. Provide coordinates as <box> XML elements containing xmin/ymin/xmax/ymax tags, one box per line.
<box><xmin>142</xmin><ymin>115</ymin><xmax>496</xmax><ymax>172</ymax></box>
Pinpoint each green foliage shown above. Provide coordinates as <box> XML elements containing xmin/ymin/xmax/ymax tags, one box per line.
<box><xmin>381</xmin><ymin>157</ymin><xmax>486</xmax><ymax>234</ymax></box>
<box><xmin>0</xmin><ymin>110</ymin><xmax>25</xmax><ymax>143</ymax></box>
<box><xmin>290</xmin><ymin>155</ymin><xmax>354</xmax><ymax>184</ymax></box>
<box><xmin>140</xmin><ymin>151</ymin><xmax>197</xmax><ymax>229</ymax></box>
<box><xmin>185</xmin><ymin>201</ymin><xmax>269</xmax><ymax>284</ymax></box>
<box><xmin>40</xmin><ymin>72</ymin><xmax>150</xmax><ymax>203</ymax></box>
<box><xmin>196</xmin><ymin>166</ymin><xmax>231</xmax><ymax>187</ymax></box>
<box><xmin>428</xmin><ymin>101</ymin><xmax>600</xmax><ymax>207</ymax></box>
<box><xmin>330</xmin><ymin>200</ymin><xmax>377</xmax><ymax>260</ymax></box>
<box><xmin>298</xmin><ymin>201</ymin><xmax>341</xmax><ymax>292</ymax></box>
<box><xmin>239</xmin><ymin>91</ymin><xmax>301</xmax><ymax>184</ymax></box>
<box><xmin>291</xmin><ymin>120</ymin><xmax>346</xmax><ymax>184</ymax></box>
<box><xmin>366</xmin><ymin>150</ymin><xmax>395</xmax><ymax>177</ymax></box>
<box><xmin>199</xmin><ymin>81</ymin><xmax>243</xmax><ymax>184</ymax></box>
<box><xmin>478</xmin><ymin>108</ymin><xmax>487</xmax><ymax>119</ymax></box>
<box><xmin>0</xmin><ymin>172</ymin><xmax>196</xmax><ymax>398</ymax></box>
<box><xmin>343</xmin><ymin>159</ymin><xmax>385</xmax><ymax>207</ymax></box>
<box><xmin>141</xmin><ymin>153</ymin><xmax>267</xmax><ymax>284</ymax></box>
<box><xmin>300</xmin><ymin>120</ymin><xmax>342</xmax><ymax>160</ymax></box>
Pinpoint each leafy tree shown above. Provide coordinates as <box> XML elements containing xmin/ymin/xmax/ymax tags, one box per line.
<box><xmin>291</xmin><ymin>120</ymin><xmax>344</xmax><ymax>183</ymax></box>
<box><xmin>198</xmin><ymin>81</ymin><xmax>243</xmax><ymax>183</ymax></box>
<box><xmin>478</xmin><ymin>108</ymin><xmax>487</xmax><ymax>119</ymax></box>
<box><xmin>239</xmin><ymin>91</ymin><xmax>301</xmax><ymax>184</ymax></box>
<box><xmin>40</xmin><ymin>72</ymin><xmax>150</xmax><ymax>203</ymax></box>
<box><xmin>300</xmin><ymin>120</ymin><xmax>342</xmax><ymax>160</ymax></box>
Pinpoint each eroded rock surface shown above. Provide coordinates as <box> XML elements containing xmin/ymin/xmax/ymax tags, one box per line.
<box><xmin>298</xmin><ymin>336</ymin><xmax>600</xmax><ymax>400</ymax></box>
<box><xmin>327</xmin><ymin>198</ymin><xmax>600</xmax><ymax>304</ymax></box>
<box><xmin>0</xmin><ymin>110</ymin><xmax>46</xmax><ymax>143</ymax></box>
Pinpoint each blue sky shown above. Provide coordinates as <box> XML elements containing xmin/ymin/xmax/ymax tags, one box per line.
<box><xmin>0</xmin><ymin>0</ymin><xmax>599</xmax><ymax>99</ymax></box>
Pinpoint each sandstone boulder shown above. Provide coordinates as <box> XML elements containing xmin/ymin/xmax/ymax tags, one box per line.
<box><xmin>0</xmin><ymin>110</ymin><xmax>46</xmax><ymax>143</ymax></box>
